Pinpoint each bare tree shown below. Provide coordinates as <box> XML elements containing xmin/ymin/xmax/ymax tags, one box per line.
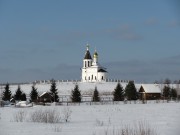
<box><xmin>62</xmin><ymin>107</ymin><xmax>72</xmax><ymax>122</ymax></box>
<box><xmin>164</xmin><ymin>78</ymin><xmax>171</xmax><ymax>85</ymax></box>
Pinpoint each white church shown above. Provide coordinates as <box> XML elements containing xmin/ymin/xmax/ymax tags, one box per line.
<box><xmin>81</xmin><ymin>45</ymin><xmax>108</xmax><ymax>82</ymax></box>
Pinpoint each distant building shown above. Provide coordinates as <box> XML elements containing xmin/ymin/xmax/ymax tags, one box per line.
<box><xmin>38</xmin><ymin>92</ymin><xmax>53</xmax><ymax>103</ymax></box>
<box><xmin>139</xmin><ymin>84</ymin><xmax>161</xmax><ymax>100</ymax></box>
<box><xmin>81</xmin><ymin>45</ymin><xmax>108</xmax><ymax>82</ymax></box>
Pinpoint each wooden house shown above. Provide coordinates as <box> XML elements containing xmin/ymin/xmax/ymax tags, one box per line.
<box><xmin>139</xmin><ymin>84</ymin><xmax>161</xmax><ymax>100</ymax></box>
<box><xmin>38</xmin><ymin>92</ymin><xmax>53</xmax><ymax>103</ymax></box>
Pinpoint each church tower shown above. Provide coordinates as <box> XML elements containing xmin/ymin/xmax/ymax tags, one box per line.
<box><xmin>81</xmin><ymin>45</ymin><xmax>108</xmax><ymax>82</ymax></box>
<box><xmin>83</xmin><ymin>45</ymin><xmax>92</xmax><ymax>68</ymax></box>
<box><xmin>92</xmin><ymin>49</ymin><xmax>98</xmax><ymax>66</ymax></box>
<box><xmin>82</xmin><ymin>45</ymin><xmax>92</xmax><ymax>82</ymax></box>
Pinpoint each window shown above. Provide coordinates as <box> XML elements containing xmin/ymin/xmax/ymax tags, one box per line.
<box><xmin>85</xmin><ymin>62</ymin><xmax>86</xmax><ymax>67</ymax></box>
<box><xmin>88</xmin><ymin>61</ymin><xmax>90</xmax><ymax>67</ymax></box>
<box><xmin>85</xmin><ymin>77</ymin><xmax>86</xmax><ymax>80</ymax></box>
<box><xmin>92</xmin><ymin>75</ymin><xmax>93</xmax><ymax>80</ymax></box>
<box><xmin>101</xmin><ymin>76</ymin><xmax>104</xmax><ymax>80</ymax></box>
<box><xmin>95</xmin><ymin>76</ymin><xmax>96</xmax><ymax>80</ymax></box>
<box><xmin>89</xmin><ymin>77</ymin><xmax>90</xmax><ymax>80</ymax></box>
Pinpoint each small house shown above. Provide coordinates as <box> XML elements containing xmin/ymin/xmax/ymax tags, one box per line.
<box><xmin>139</xmin><ymin>84</ymin><xmax>161</xmax><ymax>100</ymax></box>
<box><xmin>38</xmin><ymin>92</ymin><xmax>53</xmax><ymax>103</ymax></box>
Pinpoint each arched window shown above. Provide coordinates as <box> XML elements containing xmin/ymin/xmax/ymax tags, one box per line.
<box><xmin>89</xmin><ymin>77</ymin><xmax>90</xmax><ymax>80</ymax></box>
<box><xmin>85</xmin><ymin>77</ymin><xmax>86</xmax><ymax>80</ymax></box>
<box><xmin>88</xmin><ymin>61</ymin><xmax>90</xmax><ymax>67</ymax></box>
<box><xmin>95</xmin><ymin>76</ymin><xmax>96</xmax><ymax>80</ymax></box>
<box><xmin>92</xmin><ymin>75</ymin><xmax>93</xmax><ymax>80</ymax></box>
<box><xmin>85</xmin><ymin>62</ymin><xmax>87</xmax><ymax>67</ymax></box>
<box><xmin>101</xmin><ymin>76</ymin><xmax>104</xmax><ymax>80</ymax></box>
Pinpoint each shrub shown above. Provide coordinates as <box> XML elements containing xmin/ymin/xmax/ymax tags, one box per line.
<box><xmin>29</xmin><ymin>109</ymin><xmax>61</xmax><ymax>123</ymax></box>
<box><xmin>94</xmin><ymin>120</ymin><xmax>157</xmax><ymax>135</ymax></box>
<box><xmin>52</xmin><ymin>124</ymin><xmax>62</xmax><ymax>132</ymax></box>
<box><xmin>62</xmin><ymin>107</ymin><xmax>72</xmax><ymax>122</ymax></box>
<box><xmin>95</xmin><ymin>119</ymin><xmax>104</xmax><ymax>126</ymax></box>
<box><xmin>13</xmin><ymin>110</ymin><xmax>27</xmax><ymax>122</ymax></box>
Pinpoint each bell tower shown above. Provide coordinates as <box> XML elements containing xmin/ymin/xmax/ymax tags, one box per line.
<box><xmin>92</xmin><ymin>49</ymin><xmax>98</xmax><ymax>66</ymax></box>
<box><xmin>82</xmin><ymin>44</ymin><xmax>92</xmax><ymax>82</ymax></box>
<box><xmin>83</xmin><ymin>45</ymin><xmax>92</xmax><ymax>68</ymax></box>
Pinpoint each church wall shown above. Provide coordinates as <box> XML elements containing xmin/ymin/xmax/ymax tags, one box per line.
<box><xmin>98</xmin><ymin>72</ymin><xmax>107</xmax><ymax>81</ymax></box>
<box><xmin>81</xmin><ymin>69</ymin><xmax>85</xmax><ymax>82</ymax></box>
<box><xmin>85</xmin><ymin>68</ymin><xmax>98</xmax><ymax>82</ymax></box>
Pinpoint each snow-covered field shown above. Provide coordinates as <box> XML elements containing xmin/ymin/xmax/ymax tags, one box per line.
<box><xmin>0</xmin><ymin>102</ymin><xmax>179</xmax><ymax>135</ymax></box>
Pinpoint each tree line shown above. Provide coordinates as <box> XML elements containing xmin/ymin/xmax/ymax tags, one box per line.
<box><xmin>155</xmin><ymin>78</ymin><xmax>178</xmax><ymax>99</ymax></box>
<box><xmin>1</xmin><ymin>80</ymin><xmax>178</xmax><ymax>103</ymax></box>
<box><xmin>1</xmin><ymin>79</ymin><xmax>58</xmax><ymax>103</ymax></box>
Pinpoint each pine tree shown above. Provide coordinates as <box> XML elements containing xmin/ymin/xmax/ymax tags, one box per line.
<box><xmin>92</xmin><ymin>86</ymin><xmax>100</xmax><ymax>102</ymax></box>
<box><xmin>113</xmin><ymin>82</ymin><xmax>124</xmax><ymax>101</ymax></box>
<box><xmin>163</xmin><ymin>85</ymin><xmax>170</xmax><ymax>99</ymax></box>
<box><xmin>2</xmin><ymin>83</ymin><xmax>12</xmax><ymax>101</ymax></box>
<box><xmin>30</xmin><ymin>85</ymin><xmax>38</xmax><ymax>102</ymax></box>
<box><xmin>50</xmin><ymin>79</ymin><xmax>59</xmax><ymax>102</ymax></box>
<box><xmin>124</xmin><ymin>81</ymin><xmax>137</xmax><ymax>100</ymax></box>
<box><xmin>21</xmin><ymin>93</ymin><xmax>27</xmax><ymax>101</ymax></box>
<box><xmin>170</xmin><ymin>88</ymin><xmax>177</xmax><ymax>98</ymax></box>
<box><xmin>14</xmin><ymin>85</ymin><xmax>22</xmax><ymax>101</ymax></box>
<box><xmin>71</xmin><ymin>84</ymin><xmax>81</xmax><ymax>102</ymax></box>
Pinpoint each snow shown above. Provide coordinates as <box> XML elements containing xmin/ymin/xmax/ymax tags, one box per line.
<box><xmin>140</xmin><ymin>84</ymin><xmax>161</xmax><ymax>93</ymax></box>
<box><xmin>15</xmin><ymin>101</ymin><xmax>33</xmax><ymax>107</ymax></box>
<box><xmin>0</xmin><ymin>102</ymin><xmax>180</xmax><ymax>135</ymax></box>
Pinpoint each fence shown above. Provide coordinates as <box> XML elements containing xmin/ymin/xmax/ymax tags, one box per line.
<box><xmin>32</xmin><ymin>79</ymin><xmax>133</xmax><ymax>84</ymax></box>
<box><xmin>56</xmin><ymin>99</ymin><xmax>180</xmax><ymax>106</ymax></box>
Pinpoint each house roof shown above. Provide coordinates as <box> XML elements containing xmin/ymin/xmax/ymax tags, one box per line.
<box><xmin>139</xmin><ymin>84</ymin><xmax>161</xmax><ymax>93</ymax></box>
<box><xmin>98</xmin><ymin>68</ymin><xmax>107</xmax><ymax>72</ymax></box>
<box><xmin>39</xmin><ymin>91</ymin><xmax>53</xmax><ymax>97</ymax></box>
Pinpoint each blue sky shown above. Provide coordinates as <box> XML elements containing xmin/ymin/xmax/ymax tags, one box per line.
<box><xmin>0</xmin><ymin>0</ymin><xmax>180</xmax><ymax>83</ymax></box>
